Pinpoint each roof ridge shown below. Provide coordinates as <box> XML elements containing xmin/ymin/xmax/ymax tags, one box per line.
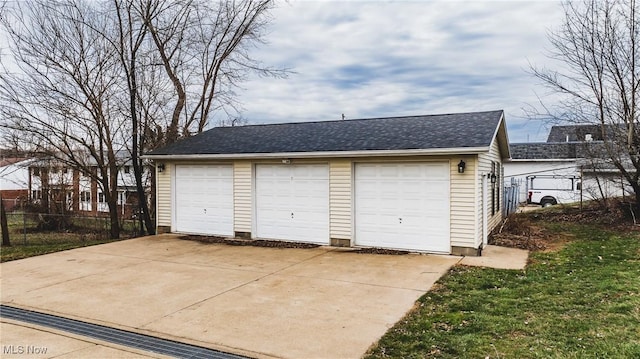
<box><xmin>224</xmin><ymin>110</ymin><xmax>504</xmax><ymax>129</ymax></box>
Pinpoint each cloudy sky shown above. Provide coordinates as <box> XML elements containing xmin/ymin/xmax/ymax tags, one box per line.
<box><xmin>238</xmin><ymin>0</ymin><xmax>566</xmax><ymax>143</ymax></box>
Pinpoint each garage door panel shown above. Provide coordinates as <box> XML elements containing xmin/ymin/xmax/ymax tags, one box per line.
<box><xmin>175</xmin><ymin>165</ymin><xmax>234</xmax><ymax>236</ymax></box>
<box><xmin>355</xmin><ymin>162</ymin><xmax>450</xmax><ymax>252</ymax></box>
<box><xmin>256</xmin><ymin>164</ymin><xmax>329</xmax><ymax>244</ymax></box>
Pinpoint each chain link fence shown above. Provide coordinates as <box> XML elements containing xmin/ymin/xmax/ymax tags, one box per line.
<box><xmin>1</xmin><ymin>199</ymin><xmax>144</xmax><ymax>248</ymax></box>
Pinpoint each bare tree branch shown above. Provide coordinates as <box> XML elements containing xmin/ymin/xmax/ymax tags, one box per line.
<box><xmin>530</xmin><ymin>0</ymin><xmax>640</xmax><ymax>207</ymax></box>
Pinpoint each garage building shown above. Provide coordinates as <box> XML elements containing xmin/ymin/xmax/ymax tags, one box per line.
<box><xmin>145</xmin><ymin>110</ymin><xmax>510</xmax><ymax>256</ymax></box>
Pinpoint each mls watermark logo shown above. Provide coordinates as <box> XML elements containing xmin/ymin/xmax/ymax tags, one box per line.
<box><xmin>3</xmin><ymin>345</ymin><xmax>49</xmax><ymax>355</ymax></box>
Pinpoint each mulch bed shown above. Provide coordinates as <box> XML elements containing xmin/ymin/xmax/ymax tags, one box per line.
<box><xmin>490</xmin><ymin>199</ymin><xmax>639</xmax><ymax>251</ymax></box>
<box><xmin>182</xmin><ymin>235</ymin><xmax>411</xmax><ymax>254</ymax></box>
<box><xmin>353</xmin><ymin>248</ymin><xmax>410</xmax><ymax>255</ymax></box>
<box><xmin>181</xmin><ymin>235</ymin><xmax>320</xmax><ymax>249</ymax></box>
<box><xmin>489</xmin><ymin>213</ymin><xmax>551</xmax><ymax>251</ymax></box>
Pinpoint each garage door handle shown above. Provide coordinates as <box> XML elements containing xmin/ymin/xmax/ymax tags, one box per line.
<box><xmin>291</xmin><ymin>212</ymin><xmax>294</xmax><ymax>218</ymax></box>
<box><xmin>399</xmin><ymin>217</ymin><xmax>402</xmax><ymax>224</ymax></box>
<box><xmin>204</xmin><ymin>209</ymin><xmax>207</xmax><ymax>214</ymax></box>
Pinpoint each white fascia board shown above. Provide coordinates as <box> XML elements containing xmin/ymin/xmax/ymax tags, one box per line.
<box><xmin>142</xmin><ymin>147</ymin><xmax>490</xmax><ymax>161</ymax></box>
<box><xmin>492</xmin><ymin>113</ymin><xmax>511</xmax><ymax>159</ymax></box>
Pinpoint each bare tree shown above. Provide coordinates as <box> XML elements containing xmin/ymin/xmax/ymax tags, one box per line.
<box><xmin>531</xmin><ymin>0</ymin><xmax>640</xmax><ymax>207</ymax></box>
<box><xmin>111</xmin><ymin>0</ymin><xmax>156</xmax><ymax>235</ymax></box>
<box><xmin>137</xmin><ymin>0</ymin><xmax>286</xmax><ymax>144</ymax></box>
<box><xmin>127</xmin><ymin>0</ymin><xmax>285</xmax><ymax>234</ymax></box>
<box><xmin>0</xmin><ymin>0</ymin><xmax>125</xmax><ymax>238</ymax></box>
<box><xmin>1</xmin><ymin>0</ymin><xmax>285</xmax><ymax>237</ymax></box>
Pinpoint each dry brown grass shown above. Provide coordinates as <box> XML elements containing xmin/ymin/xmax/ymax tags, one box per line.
<box><xmin>490</xmin><ymin>199</ymin><xmax>637</xmax><ymax>251</ymax></box>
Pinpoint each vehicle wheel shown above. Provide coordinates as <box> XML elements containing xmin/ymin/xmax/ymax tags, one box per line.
<box><xmin>540</xmin><ymin>198</ymin><xmax>557</xmax><ymax>207</ymax></box>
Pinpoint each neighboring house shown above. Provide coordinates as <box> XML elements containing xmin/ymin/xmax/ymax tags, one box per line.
<box><xmin>505</xmin><ymin>142</ymin><xmax>581</xmax><ymax>204</ymax></box>
<box><xmin>505</xmin><ymin>125</ymin><xmax>632</xmax><ymax>204</ymax></box>
<box><xmin>145</xmin><ymin>110</ymin><xmax>510</xmax><ymax>256</ymax></box>
<box><xmin>0</xmin><ymin>158</ymin><xmax>32</xmax><ymax>211</ymax></box>
<box><xmin>546</xmin><ymin>124</ymin><xmax>605</xmax><ymax>142</ymax></box>
<box><xmin>28</xmin><ymin>157</ymin><xmax>147</xmax><ymax>218</ymax></box>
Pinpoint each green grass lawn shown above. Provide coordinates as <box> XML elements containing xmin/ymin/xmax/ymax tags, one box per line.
<box><xmin>366</xmin><ymin>224</ymin><xmax>640</xmax><ymax>358</ymax></box>
<box><xmin>0</xmin><ymin>240</ymin><xmax>115</xmax><ymax>262</ymax></box>
<box><xmin>1</xmin><ymin>211</ymin><xmax>139</xmax><ymax>262</ymax></box>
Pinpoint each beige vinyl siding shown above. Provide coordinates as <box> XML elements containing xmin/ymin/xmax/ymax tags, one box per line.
<box><xmin>449</xmin><ymin>156</ymin><xmax>478</xmax><ymax>248</ymax></box>
<box><xmin>477</xmin><ymin>139</ymin><xmax>504</xmax><ymax>246</ymax></box>
<box><xmin>329</xmin><ymin>160</ymin><xmax>352</xmax><ymax>240</ymax></box>
<box><xmin>156</xmin><ymin>163</ymin><xmax>172</xmax><ymax>227</ymax></box>
<box><xmin>233</xmin><ymin>161</ymin><xmax>252</xmax><ymax>233</ymax></box>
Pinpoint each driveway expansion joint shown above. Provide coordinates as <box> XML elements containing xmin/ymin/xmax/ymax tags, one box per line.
<box><xmin>20</xmin><ymin>259</ymin><xmax>155</xmax><ymax>295</ymax></box>
<box><xmin>0</xmin><ymin>305</ymin><xmax>251</xmax><ymax>359</ymax></box>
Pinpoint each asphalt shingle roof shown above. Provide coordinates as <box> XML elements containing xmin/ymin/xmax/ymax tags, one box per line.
<box><xmin>510</xmin><ymin>142</ymin><xmax>580</xmax><ymax>160</ymax></box>
<box><xmin>547</xmin><ymin>125</ymin><xmax>605</xmax><ymax>142</ymax></box>
<box><xmin>148</xmin><ymin>110</ymin><xmax>504</xmax><ymax>156</ymax></box>
<box><xmin>510</xmin><ymin>141</ymin><xmax>609</xmax><ymax>160</ymax></box>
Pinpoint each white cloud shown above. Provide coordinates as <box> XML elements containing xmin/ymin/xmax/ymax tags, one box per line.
<box><xmin>237</xmin><ymin>0</ymin><xmax>566</xmax><ymax>142</ymax></box>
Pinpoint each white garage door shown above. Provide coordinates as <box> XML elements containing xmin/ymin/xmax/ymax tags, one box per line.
<box><xmin>256</xmin><ymin>164</ymin><xmax>329</xmax><ymax>244</ymax></box>
<box><xmin>174</xmin><ymin>164</ymin><xmax>234</xmax><ymax>236</ymax></box>
<box><xmin>355</xmin><ymin>162</ymin><xmax>450</xmax><ymax>252</ymax></box>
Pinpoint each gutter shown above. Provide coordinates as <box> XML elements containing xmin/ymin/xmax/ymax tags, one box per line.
<box><xmin>141</xmin><ymin>146</ymin><xmax>490</xmax><ymax>161</ymax></box>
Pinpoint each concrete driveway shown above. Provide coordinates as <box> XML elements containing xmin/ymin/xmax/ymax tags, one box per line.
<box><xmin>1</xmin><ymin>235</ymin><xmax>460</xmax><ymax>358</ymax></box>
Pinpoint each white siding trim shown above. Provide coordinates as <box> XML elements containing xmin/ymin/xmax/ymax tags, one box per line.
<box><xmin>143</xmin><ymin>147</ymin><xmax>490</xmax><ymax>161</ymax></box>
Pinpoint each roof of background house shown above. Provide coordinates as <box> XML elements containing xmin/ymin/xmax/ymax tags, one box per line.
<box><xmin>547</xmin><ymin>124</ymin><xmax>605</xmax><ymax>142</ymax></box>
<box><xmin>27</xmin><ymin>150</ymin><xmax>135</xmax><ymax>167</ymax></box>
<box><xmin>510</xmin><ymin>141</ymin><xmax>610</xmax><ymax>160</ymax></box>
<box><xmin>510</xmin><ymin>143</ymin><xmax>580</xmax><ymax>160</ymax></box>
<box><xmin>147</xmin><ymin>110</ymin><xmax>507</xmax><ymax>157</ymax></box>
<box><xmin>0</xmin><ymin>158</ymin><xmax>30</xmax><ymax>167</ymax></box>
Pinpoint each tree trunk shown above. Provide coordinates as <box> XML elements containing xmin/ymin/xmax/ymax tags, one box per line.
<box><xmin>108</xmin><ymin>196</ymin><xmax>120</xmax><ymax>239</ymax></box>
<box><xmin>106</xmin><ymin>163</ymin><xmax>120</xmax><ymax>240</ymax></box>
<box><xmin>129</xmin><ymin>68</ymin><xmax>154</xmax><ymax>236</ymax></box>
<box><xmin>1</xmin><ymin>193</ymin><xmax>11</xmax><ymax>247</ymax></box>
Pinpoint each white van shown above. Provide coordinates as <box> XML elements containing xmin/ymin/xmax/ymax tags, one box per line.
<box><xmin>527</xmin><ymin>175</ymin><xmax>582</xmax><ymax>207</ymax></box>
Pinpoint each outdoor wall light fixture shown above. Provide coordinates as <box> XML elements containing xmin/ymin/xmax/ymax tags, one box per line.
<box><xmin>457</xmin><ymin>160</ymin><xmax>466</xmax><ymax>173</ymax></box>
<box><xmin>490</xmin><ymin>173</ymin><xmax>497</xmax><ymax>184</ymax></box>
<box><xmin>157</xmin><ymin>163</ymin><xmax>165</xmax><ymax>173</ymax></box>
